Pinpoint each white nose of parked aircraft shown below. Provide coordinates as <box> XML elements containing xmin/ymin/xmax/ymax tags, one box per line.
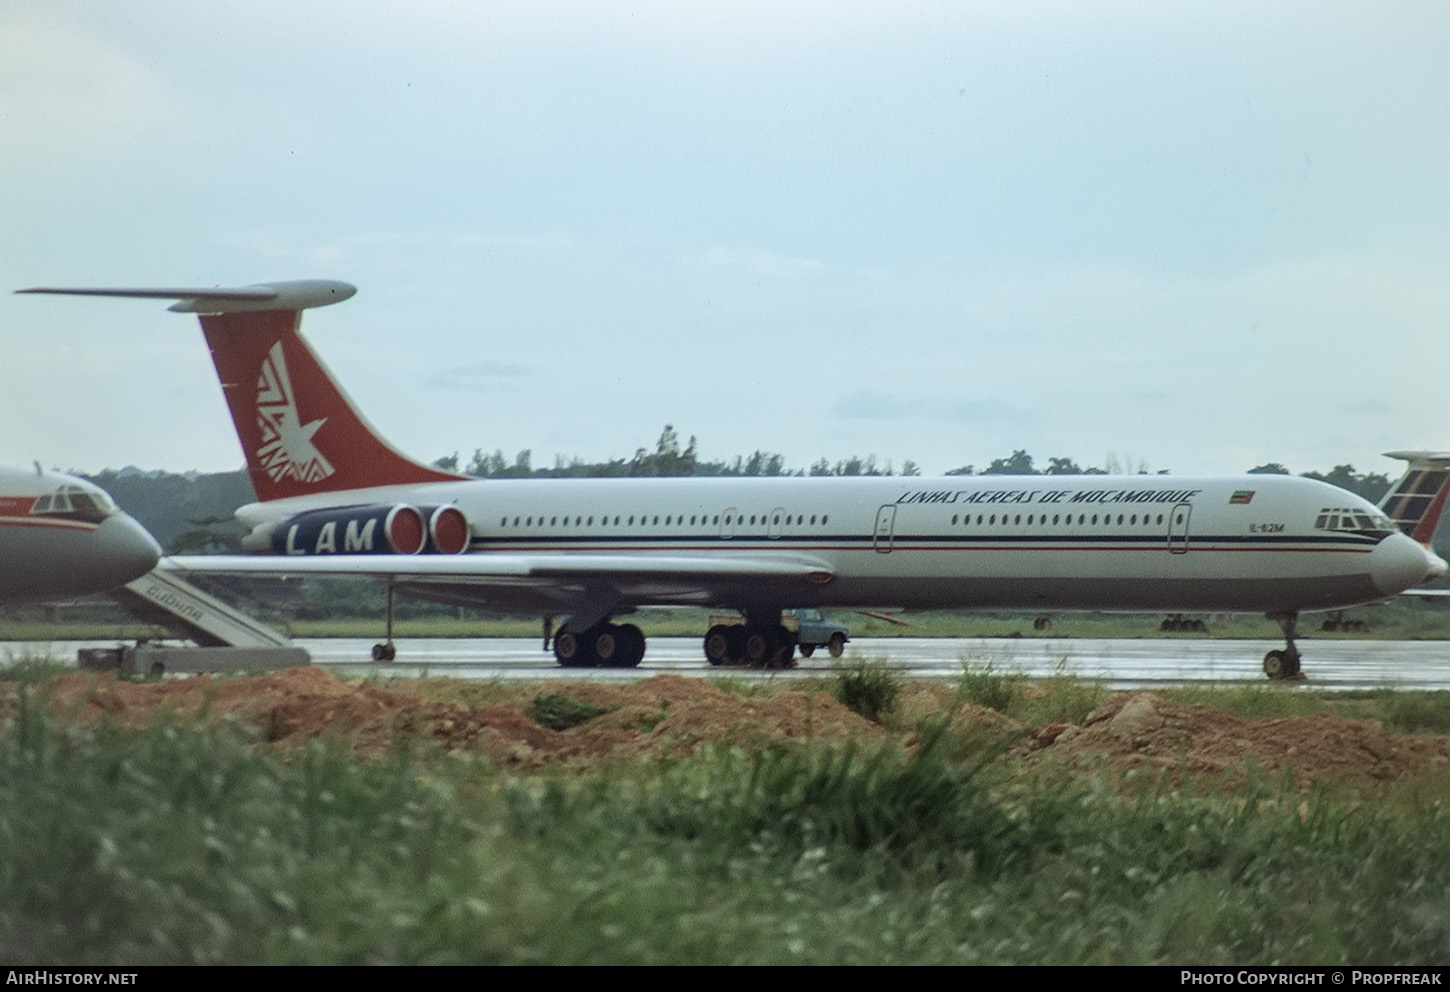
<box><xmin>88</xmin><ymin>513</ymin><xmax>164</xmax><ymax>591</ymax></box>
<box><xmin>1422</xmin><ymin>546</ymin><xmax>1449</xmax><ymax>582</ymax></box>
<box><xmin>1370</xmin><ymin>531</ymin><xmax>1448</xmax><ymax>595</ymax></box>
<box><xmin>0</xmin><ymin>467</ymin><xmax>162</xmax><ymax>603</ymax></box>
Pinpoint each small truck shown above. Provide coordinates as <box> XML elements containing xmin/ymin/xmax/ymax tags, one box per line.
<box><xmin>787</xmin><ymin>608</ymin><xmax>850</xmax><ymax>658</ymax></box>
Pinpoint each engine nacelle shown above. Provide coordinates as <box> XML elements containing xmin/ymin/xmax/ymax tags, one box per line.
<box><xmin>269</xmin><ymin>504</ymin><xmax>427</xmax><ymax>556</ymax></box>
<box><xmin>419</xmin><ymin>505</ymin><xmax>471</xmax><ymax>555</ymax></box>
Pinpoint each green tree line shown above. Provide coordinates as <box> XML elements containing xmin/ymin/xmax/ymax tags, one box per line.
<box><xmin>78</xmin><ymin>427</ymin><xmax>1397</xmax><ymax>553</ymax></box>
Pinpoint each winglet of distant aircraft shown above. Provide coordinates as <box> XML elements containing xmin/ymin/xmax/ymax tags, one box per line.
<box><xmin>20</xmin><ymin>278</ymin><xmax>1450</xmax><ymax>680</ymax></box>
<box><xmin>1379</xmin><ymin>451</ymin><xmax>1450</xmax><ymax>546</ymax></box>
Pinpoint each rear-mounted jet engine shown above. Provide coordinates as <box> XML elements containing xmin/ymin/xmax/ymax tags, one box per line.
<box><xmin>254</xmin><ymin>504</ymin><xmax>472</xmax><ymax>556</ymax></box>
<box><xmin>420</xmin><ymin>505</ymin><xmax>471</xmax><ymax>555</ymax></box>
<box><xmin>268</xmin><ymin>504</ymin><xmax>428</xmax><ymax>556</ymax></box>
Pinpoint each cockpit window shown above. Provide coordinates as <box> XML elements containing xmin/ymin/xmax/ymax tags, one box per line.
<box><xmin>65</xmin><ymin>489</ymin><xmax>111</xmax><ymax>523</ymax></box>
<box><xmin>1316</xmin><ymin>507</ymin><xmax>1395</xmax><ymax>539</ymax></box>
<box><xmin>29</xmin><ymin>485</ymin><xmax>115</xmax><ymax>524</ymax></box>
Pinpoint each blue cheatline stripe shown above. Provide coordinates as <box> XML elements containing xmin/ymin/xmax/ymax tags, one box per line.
<box><xmin>467</xmin><ymin>532</ymin><xmax>1378</xmax><ymax>552</ymax></box>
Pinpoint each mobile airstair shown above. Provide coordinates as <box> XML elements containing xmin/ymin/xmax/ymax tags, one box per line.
<box><xmin>88</xmin><ymin>562</ymin><xmax>309</xmax><ymax>675</ymax></box>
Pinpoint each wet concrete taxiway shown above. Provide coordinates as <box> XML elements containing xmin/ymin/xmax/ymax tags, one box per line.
<box><xmin>299</xmin><ymin>636</ymin><xmax>1450</xmax><ymax>689</ymax></box>
<box><xmin>6</xmin><ymin>637</ymin><xmax>1449</xmax><ymax>689</ymax></box>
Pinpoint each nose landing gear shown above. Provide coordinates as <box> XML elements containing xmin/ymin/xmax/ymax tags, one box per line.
<box><xmin>1263</xmin><ymin>611</ymin><xmax>1305</xmax><ymax>680</ymax></box>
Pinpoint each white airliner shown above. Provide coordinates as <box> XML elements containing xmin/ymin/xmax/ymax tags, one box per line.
<box><xmin>0</xmin><ymin>462</ymin><xmax>160</xmax><ymax>603</ymax></box>
<box><xmin>19</xmin><ymin>280</ymin><xmax>1449</xmax><ymax>678</ymax></box>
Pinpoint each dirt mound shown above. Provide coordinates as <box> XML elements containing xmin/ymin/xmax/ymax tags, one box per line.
<box><xmin>1038</xmin><ymin>691</ymin><xmax>1450</xmax><ymax>791</ymax></box>
<box><xmin>12</xmin><ymin>669</ymin><xmax>885</xmax><ymax>767</ymax></box>
<box><xmin>8</xmin><ymin>671</ymin><xmax>1450</xmax><ymax>789</ymax></box>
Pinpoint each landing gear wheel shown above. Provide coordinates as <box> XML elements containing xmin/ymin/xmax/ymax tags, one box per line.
<box><xmin>725</xmin><ymin>625</ymin><xmax>746</xmax><ymax>665</ymax></box>
<box><xmin>1283</xmin><ymin>650</ymin><xmax>1302</xmax><ymax>679</ymax></box>
<box><xmin>704</xmin><ymin>626</ymin><xmax>731</xmax><ymax>666</ymax></box>
<box><xmin>767</xmin><ymin>625</ymin><xmax>796</xmax><ymax>669</ymax></box>
<box><xmin>1263</xmin><ymin>648</ymin><xmax>1303</xmax><ymax>681</ymax></box>
<box><xmin>615</xmin><ymin>623</ymin><xmax>646</xmax><ymax>668</ymax></box>
<box><xmin>372</xmin><ymin>642</ymin><xmax>396</xmax><ymax>662</ymax></box>
<box><xmin>1265</xmin><ymin>611</ymin><xmax>1306</xmax><ymax>681</ymax></box>
<box><xmin>591</xmin><ymin>626</ymin><xmax>619</xmax><ymax>666</ymax></box>
<box><xmin>743</xmin><ymin>626</ymin><xmax>776</xmax><ymax>667</ymax></box>
<box><xmin>1263</xmin><ymin>649</ymin><xmax>1287</xmax><ymax>679</ymax></box>
<box><xmin>554</xmin><ymin>630</ymin><xmax>587</xmax><ymax>667</ymax></box>
<box><xmin>827</xmin><ymin>632</ymin><xmax>847</xmax><ymax>658</ymax></box>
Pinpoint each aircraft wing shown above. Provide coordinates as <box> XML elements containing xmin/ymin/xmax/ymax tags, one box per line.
<box><xmin>162</xmin><ymin>553</ymin><xmax>834</xmax><ymax>588</ymax></box>
<box><xmin>164</xmin><ymin>551</ymin><xmax>838</xmax><ymax>640</ymax></box>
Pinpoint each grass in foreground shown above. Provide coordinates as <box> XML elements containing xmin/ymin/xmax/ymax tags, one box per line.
<box><xmin>829</xmin><ymin>658</ymin><xmax>903</xmax><ymax>723</ymax></box>
<box><xmin>4</xmin><ymin>686</ymin><xmax>1450</xmax><ymax>965</ymax></box>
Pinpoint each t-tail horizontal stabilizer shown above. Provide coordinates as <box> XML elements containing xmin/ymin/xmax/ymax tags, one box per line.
<box><xmin>17</xmin><ymin>279</ymin><xmax>466</xmax><ymax>501</ymax></box>
<box><xmin>16</xmin><ymin>280</ymin><xmax>356</xmax><ymax>313</ymax></box>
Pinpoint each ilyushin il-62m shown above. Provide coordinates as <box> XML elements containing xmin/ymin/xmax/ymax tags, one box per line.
<box><xmin>20</xmin><ymin>279</ymin><xmax>1448</xmax><ymax>679</ymax></box>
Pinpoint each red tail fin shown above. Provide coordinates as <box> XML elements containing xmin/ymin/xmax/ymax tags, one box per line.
<box><xmin>1380</xmin><ymin>451</ymin><xmax>1450</xmax><ymax>546</ymax></box>
<box><xmin>199</xmin><ymin>309</ymin><xmax>464</xmax><ymax>501</ymax></box>
<box><xmin>16</xmin><ymin>280</ymin><xmax>465</xmax><ymax>501</ymax></box>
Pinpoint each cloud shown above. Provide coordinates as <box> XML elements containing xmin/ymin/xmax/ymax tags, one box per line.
<box><xmin>0</xmin><ymin>8</ymin><xmax>174</xmax><ymax>162</ymax></box>
<box><xmin>686</xmin><ymin>247</ymin><xmax>828</xmax><ymax>279</ymax></box>
<box><xmin>1338</xmin><ymin>398</ymin><xmax>1392</xmax><ymax>417</ymax></box>
<box><xmin>830</xmin><ymin>390</ymin><xmax>1035</xmax><ymax>426</ymax></box>
<box><xmin>429</xmin><ymin>360</ymin><xmax>534</xmax><ymax>392</ymax></box>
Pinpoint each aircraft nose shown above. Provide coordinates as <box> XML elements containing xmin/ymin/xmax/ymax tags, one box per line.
<box><xmin>1370</xmin><ymin>531</ymin><xmax>1445</xmax><ymax>595</ymax></box>
<box><xmin>91</xmin><ymin>513</ymin><xmax>162</xmax><ymax>587</ymax></box>
<box><xmin>1423</xmin><ymin>547</ymin><xmax>1449</xmax><ymax>582</ymax></box>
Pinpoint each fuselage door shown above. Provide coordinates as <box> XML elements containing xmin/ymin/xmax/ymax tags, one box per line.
<box><xmin>720</xmin><ymin>507</ymin><xmax>738</xmax><ymax>540</ymax></box>
<box><xmin>874</xmin><ymin>504</ymin><xmax>896</xmax><ymax>553</ymax></box>
<box><xmin>768</xmin><ymin>507</ymin><xmax>785</xmax><ymax>540</ymax></box>
<box><xmin>1168</xmin><ymin>502</ymin><xmax>1192</xmax><ymax>554</ymax></box>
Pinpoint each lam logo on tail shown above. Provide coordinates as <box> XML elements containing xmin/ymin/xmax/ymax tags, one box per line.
<box><xmin>255</xmin><ymin>341</ymin><xmax>335</xmax><ymax>485</ymax></box>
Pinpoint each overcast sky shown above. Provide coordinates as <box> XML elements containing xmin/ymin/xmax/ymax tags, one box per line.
<box><xmin>4</xmin><ymin>1</ymin><xmax>1447</xmax><ymax>480</ymax></box>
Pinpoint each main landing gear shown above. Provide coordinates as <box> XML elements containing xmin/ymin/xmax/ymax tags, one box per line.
<box><xmin>703</xmin><ymin>621</ymin><xmax>798</xmax><ymax>669</ymax></box>
<box><xmin>1161</xmin><ymin>613</ymin><xmax>1207</xmax><ymax>633</ymax></box>
<box><xmin>372</xmin><ymin>584</ymin><xmax>398</xmax><ymax>661</ymax></box>
<box><xmin>552</xmin><ymin>622</ymin><xmax>646</xmax><ymax>668</ymax></box>
<box><xmin>1320</xmin><ymin>610</ymin><xmax>1368</xmax><ymax>633</ymax></box>
<box><xmin>1263</xmin><ymin>611</ymin><xmax>1305</xmax><ymax>681</ymax></box>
